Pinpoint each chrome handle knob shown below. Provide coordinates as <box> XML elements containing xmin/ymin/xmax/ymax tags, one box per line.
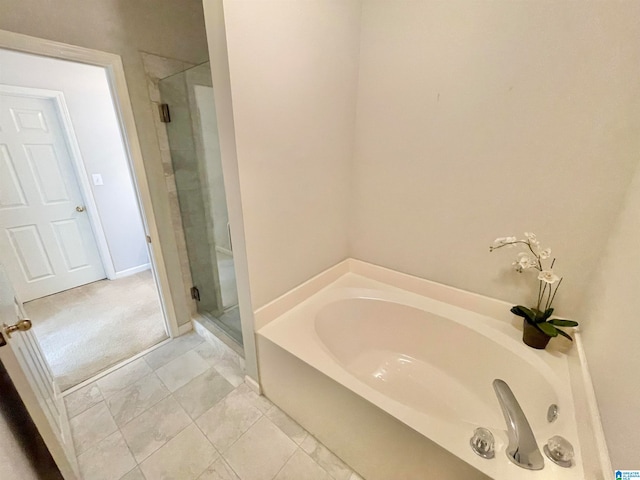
<box><xmin>470</xmin><ymin>427</ymin><xmax>495</xmax><ymax>459</ymax></box>
<box><xmin>544</xmin><ymin>436</ymin><xmax>574</xmax><ymax>467</ymax></box>
<box><xmin>3</xmin><ymin>319</ymin><xmax>32</xmax><ymax>338</ymax></box>
<box><xmin>76</xmin><ymin>206</ymin><xmax>86</xmax><ymax>212</ymax></box>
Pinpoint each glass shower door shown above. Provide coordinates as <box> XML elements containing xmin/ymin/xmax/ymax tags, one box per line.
<box><xmin>158</xmin><ymin>62</ymin><xmax>242</xmax><ymax>345</ymax></box>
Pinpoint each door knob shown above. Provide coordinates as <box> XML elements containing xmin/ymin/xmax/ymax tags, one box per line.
<box><xmin>3</xmin><ymin>319</ymin><xmax>32</xmax><ymax>338</ymax></box>
<box><xmin>76</xmin><ymin>206</ymin><xmax>86</xmax><ymax>212</ymax></box>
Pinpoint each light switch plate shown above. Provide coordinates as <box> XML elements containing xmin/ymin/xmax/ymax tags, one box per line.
<box><xmin>92</xmin><ymin>173</ymin><xmax>104</xmax><ymax>186</ymax></box>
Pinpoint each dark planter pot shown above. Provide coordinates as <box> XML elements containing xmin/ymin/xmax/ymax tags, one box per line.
<box><xmin>522</xmin><ymin>319</ymin><xmax>551</xmax><ymax>349</ymax></box>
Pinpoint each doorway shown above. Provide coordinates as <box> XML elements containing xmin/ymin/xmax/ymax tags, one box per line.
<box><xmin>0</xmin><ymin>88</ymin><xmax>106</xmax><ymax>301</ymax></box>
<box><xmin>0</xmin><ymin>48</ymin><xmax>169</xmax><ymax>390</ymax></box>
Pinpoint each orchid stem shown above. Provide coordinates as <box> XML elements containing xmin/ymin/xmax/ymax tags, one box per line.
<box><xmin>547</xmin><ymin>277</ymin><xmax>563</xmax><ymax>311</ymax></box>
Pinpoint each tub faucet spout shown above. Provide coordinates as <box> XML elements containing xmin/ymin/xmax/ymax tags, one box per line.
<box><xmin>492</xmin><ymin>379</ymin><xmax>544</xmax><ymax>470</ymax></box>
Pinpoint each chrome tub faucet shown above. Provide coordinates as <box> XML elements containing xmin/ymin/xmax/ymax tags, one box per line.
<box><xmin>493</xmin><ymin>379</ymin><xmax>545</xmax><ymax>470</ymax></box>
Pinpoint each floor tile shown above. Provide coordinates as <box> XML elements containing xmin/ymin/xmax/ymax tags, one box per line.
<box><xmin>97</xmin><ymin>357</ymin><xmax>152</xmax><ymax>398</ymax></box>
<box><xmin>223</xmin><ymin>417</ymin><xmax>297</xmax><ymax>480</ymax></box>
<box><xmin>213</xmin><ymin>358</ymin><xmax>244</xmax><ymax>387</ymax></box>
<box><xmin>173</xmin><ymin>368</ymin><xmax>235</xmax><ymax>419</ymax></box>
<box><xmin>140</xmin><ymin>423</ymin><xmax>218</xmax><ymax>480</ymax></box>
<box><xmin>197</xmin><ymin>457</ymin><xmax>240</xmax><ymax>480</ymax></box>
<box><xmin>193</xmin><ymin>338</ymin><xmax>237</xmax><ymax>368</ymax></box>
<box><xmin>266</xmin><ymin>405</ymin><xmax>307</xmax><ymax>445</ymax></box>
<box><xmin>145</xmin><ymin>331</ymin><xmax>204</xmax><ymax>370</ymax></box>
<box><xmin>301</xmin><ymin>436</ymin><xmax>352</xmax><ymax>480</ymax></box>
<box><xmin>274</xmin><ymin>449</ymin><xmax>333</xmax><ymax>480</ymax></box>
<box><xmin>229</xmin><ymin>383</ymin><xmax>272</xmax><ymax>414</ymax></box>
<box><xmin>106</xmin><ymin>373</ymin><xmax>170</xmax><ymax>426</ymax></box>
<box><xmin>64</xmin><ymin>382</ymin><xmax>103</xmax><ymax>418</ymax></box>
<box><xmin>77</xmin><ymin>431</ymin><xmax>136</xmax><ymax>480</ymax></box>
<box><xmin>156</xmin><ymin>350</ymin><xmax>209</xmax><ymax>392</ymax></box>
<box><xmin>70</xmin><ymin>401</ymin><xmax>117</xmax><ymax>454</ymax></box>
<box><xmin>237</xmin><ymin>355</ymin><xmax>246</xmax><ymax>371</ymax></box>
<box><xmin>121</xmin><ymin>467</ymin><xmax>146</xmax><ymax>480</ymax></box>
<box><xmin>120</xmin><ymin>395</ymin><xmax>192</xmax><ymax>462</ymax></box>
<box><xmin>66</xmin><ymin>335</ymin><xmax>360</xmax><ymax>480</ymax></box>
<box><xmin>196</xmin><ymin>386</ymin><xmax>263</xmax><ymax>451</ymax></box>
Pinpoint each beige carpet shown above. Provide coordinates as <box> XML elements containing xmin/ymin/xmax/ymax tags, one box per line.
<box><xmin>24</xmin><ymin>270</ymin><xmax>167</xmax><ymax>391</ymax></box>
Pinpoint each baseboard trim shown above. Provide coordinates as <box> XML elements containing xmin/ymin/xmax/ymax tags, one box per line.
<box><xmin>178</xmin><ymin>322</ymin><xmax>193</xmax><ymax>335</ymax></box>
<box><xmin>244</xmin><ymin>375</ymin><xmax>261</xmax><ymax>394</ymax></box>
<box><xmin>113</xmin><ymin>263</ymin><xmax>151</xmax><ymax>280</ymax></box>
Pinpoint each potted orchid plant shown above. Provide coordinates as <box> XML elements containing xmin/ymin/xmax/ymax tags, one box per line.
<box><xmin>489</xmin><ymin>232</ymin><xmax>578</xmax><ymax>349</ymax></box>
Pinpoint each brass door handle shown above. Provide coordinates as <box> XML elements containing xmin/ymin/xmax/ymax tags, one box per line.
<box><xmin>76</xmin><ymin>206</ymin><xmax>86</xmax><ymax>212</ymax></box>
<box><xmin>3</xmin><ymin>319</ymin><xmax>32</xmax><ymax>338</ymax></box>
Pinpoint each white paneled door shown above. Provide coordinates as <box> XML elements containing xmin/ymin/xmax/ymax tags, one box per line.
<box><xmin>0</xmin><ymin>90</ymin><xmax>105</xmax><ymax>301</ymax></box>
<box><xmin>0</xmin><ymin>262</ymin><xmax>78</xmax><ymax>479</ymax></box>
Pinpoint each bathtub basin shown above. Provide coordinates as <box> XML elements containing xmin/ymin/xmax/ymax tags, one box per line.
<box><xmin>256</xmin><ymin>260</ymin><xmax>605</xmax><ymax>479</ymax></box>
<box><xmin>315</xmin><ymin>297</ymin><xmax>558</xmax><ymax>432</ymax></box>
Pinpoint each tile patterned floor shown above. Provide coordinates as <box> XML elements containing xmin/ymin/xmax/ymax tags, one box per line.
<box><xmin>65</xmin><ymin>331</ymin><xmax>364</xmax><ymax>480</ymax></box>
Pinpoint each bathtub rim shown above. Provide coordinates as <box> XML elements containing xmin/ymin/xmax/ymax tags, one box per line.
<box><xmin>258</xmin><ymin>275</ymin><xmax>582</xmax><ymax>479</ymax></box>
<box><xmin>254</xmin><ymin>258</ymin><xmax>610</xmax><ymax>478</ymax></box>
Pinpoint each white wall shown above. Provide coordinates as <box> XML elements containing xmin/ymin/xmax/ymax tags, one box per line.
<box><xmin>580</xmin><ymin>160</ymin><xmax>640</xmax><ymax>468</ymax></box>
<box><xmin>222</xmin><ymin>0</ymin><xmax>362</xmax><ymax>308</ymax></box>
<box><xmin>0</xmin><ymin>0</ymin><xmax>210</xmax><ymax>326</ymax></box>
<box><xmin>0</xmin><ymin>49</ymin><xmax>148</xmax><ymax>275</ymax></box>
<box><xmin>212</xmin><ymin>0</ymin><xmax>640</xmax><ymax>462</ymax></box>
<box><xmin>350</xmin><ymin>1</ymin><xmax>640</xmax><ymax>317</ymax></box>
<box><xmin>350</xmin><ymin>5</ymin><xmax>640</xmax><ymax>464</ymax></box>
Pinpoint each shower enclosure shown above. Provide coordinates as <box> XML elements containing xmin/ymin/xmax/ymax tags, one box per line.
<box><xmin>158</xmin><ymin>62</ymin><xmax>242</xmax><ymax>346</ymax></box>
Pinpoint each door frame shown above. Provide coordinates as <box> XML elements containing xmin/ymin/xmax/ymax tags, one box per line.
<box><xmin>0</xmin><ymin>29</ymin><xmax>180</xmax><ymax>338</ymax></box>
<box><xmin>0</xmin><ymin>83</ymin><xmax>117</xmax><ymax>281</ymax></box>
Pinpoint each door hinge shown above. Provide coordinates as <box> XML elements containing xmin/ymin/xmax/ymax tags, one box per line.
<box><xmin>146</xmin><ymin>235</ymin><xmax>152</xmax><ymax>244</ymax></box>
<box><xmin>159</xmin><ymin>103</ymin><xmax>171</xmax><ymax>123</ymax></box>
<box><xmin>190</xmin><ymin>286</ymin><xmax>201</xmax><ymax>302</ymax></box>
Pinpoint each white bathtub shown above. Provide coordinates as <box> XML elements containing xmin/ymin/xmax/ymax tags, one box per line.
<box><xmin>256</xmin><ymin>260</ymin><xmax>607</xmax><ymax>480</ymax></box>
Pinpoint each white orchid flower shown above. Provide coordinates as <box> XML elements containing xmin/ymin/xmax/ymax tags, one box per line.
<box><xmin>538</xmin><ymin>270</ymin><xmax>560</xmax><ymax>284</ymax></box>
<box><xmin>524</xmin><ymin>232</ymin><xmax>540</xmax><ymax>249</ymax></box>
<box><xmin>490</xmin><ymin>232</ymin><xmax>567</xmax><ymax>319</ymax></box>
<box><xmin>513</xmin><ymin>252</ymin><xmax>536</xmax><ymax>271</ymax></box>
<box><xmin>494</xmin><ymin>236</ymin><xmax>517</xmax><ymax>246</ymax></box>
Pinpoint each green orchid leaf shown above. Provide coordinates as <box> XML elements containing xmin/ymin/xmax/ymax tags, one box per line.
<box><xmin>548</xmin><ymin>319</ymin><xmax>579</xmax><ymax>327</ymax></box>
<box><xmin>511</xmin><ymin>305</ymin><xmax>536</xmax><ymax>321</ymax></box>
<box><xmin>537</xmin><ymin>322</ymin><xmax>559</xmax><ymax>337</ymax></box>
<box><xmin>542</xmin><ymin>308</ymin><xmax>554</xmax><ymax>320</ymax></box>
<box><xmin>555</xmin><ymin>328</ymin><xmax>574</xmax><ymax>341</ymax></box>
